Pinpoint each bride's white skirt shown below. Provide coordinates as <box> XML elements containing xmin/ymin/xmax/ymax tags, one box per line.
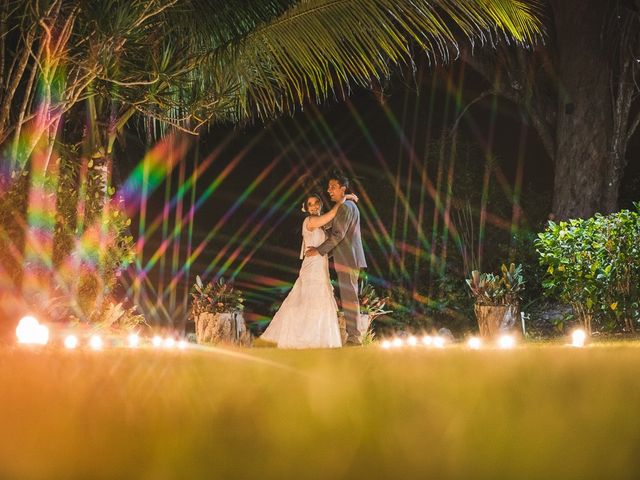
<box><xmin>261</xmin><ymin>255</ymin><xmax>341</xmax><ymax>349</ymax></box>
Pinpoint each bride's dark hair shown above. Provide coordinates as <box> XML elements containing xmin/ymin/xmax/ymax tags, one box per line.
<box><xmin>301</xmin><ymin>193</ymin><xmax>323</xmax><ymax>214</ymax></box>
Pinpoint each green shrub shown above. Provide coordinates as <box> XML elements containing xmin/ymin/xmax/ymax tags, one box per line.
<box><xmin>535</xmin><ymin>206</ymin><xmax>640</xmax><ymax>333</ymax></box>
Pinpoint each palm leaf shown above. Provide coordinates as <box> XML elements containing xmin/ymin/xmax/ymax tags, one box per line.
<box><xmin>195</xmin><ymin>0</ymin><xmax>545</xmax><ymax>124</ymax></box>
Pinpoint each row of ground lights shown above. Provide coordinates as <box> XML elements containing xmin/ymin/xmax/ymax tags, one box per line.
<box><xmin>16</xmin><ymin>315</ymin><xmax>188</xmax><ymax>350</ymax></box>
<box><xmin>380</xmin><ymin>330</ymin><xmax>587</xmax><ymax>350</ymax></box>
<box><xmin>16</xmin><ymin>315</ymin><xmax>589</xmax><ymax>350</ymax></box>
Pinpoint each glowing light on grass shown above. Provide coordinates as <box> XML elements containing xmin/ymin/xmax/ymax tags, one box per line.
<box><xmin>89</xmin><ymin>335</ymin><xmax>103</xmax><ymax>351</ymax></box>
<box><xmin>381</xmin><ymin>340</ymin><xmax>392</xmax><ymax>349</ymax></box>
<box><xmin>177</xmin><ymin>340</ymin><xmax>188</xmax><ymax>350</ymax></box>
<box><xmin>571</xmin><ymin>329</ymin><xmax>587</xmax><ymax>348</ymax></box>
<box><xmin>127</xmin><ymin>333</ymin><xmax>140</xmax><ymax>348</ymax></box>
<box><xmin>498</xmin><ymin>334</ymin><xmax>516</xmax><ymax>349</ymax></box>
<box><xmin>163</xmin><ymin>337</ymin><xmax>176</xmax><ymax>349</ymax></box>
<box><xmin>467</xmin><ymin>337</ymin><xmax>482</xmax><ymax>350</ymax></box>
<box><xmin>152</xmin><ymin>335</ymin><xmax>163</xmax><ymax>348</ymax></box>
<box><xmin>407</xmin><ymin>335</ymin><xmax>418</xmax><ymax>346</ymax></box>
<box><xmin>392</xmin><ymin>338</ymin><xmax>404</xmax><ymax>348</ymax></box>
<box><xmin>433</xmin><ymin>336</ymin><xmax>446</xmax><ymax>349</ymax></box>
<box><xmin>422</xmin><ymin>335</ymin><xmax>433</xmax><ymax>346</ymax></box>
<box><xmin>16</xmin><ymin>316</ymin><xmax>49</xmax><ymax>345</ymax></box>
<box><xmin>64</xmin><ymin>335</ymin><xmax>79</xmax><ymax>349</ymax></box>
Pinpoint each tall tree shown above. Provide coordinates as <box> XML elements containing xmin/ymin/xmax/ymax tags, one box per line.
<box><xmin>463</xmin><ymin>0</ymin><xmax>640</xmax><ymax>219</ymax></box>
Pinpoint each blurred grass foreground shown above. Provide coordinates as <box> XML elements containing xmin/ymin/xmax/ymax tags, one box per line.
<box><xmin>1</xmin><ymin>344</ymin><xmax>640</xmax><ymax>479</ymax></box>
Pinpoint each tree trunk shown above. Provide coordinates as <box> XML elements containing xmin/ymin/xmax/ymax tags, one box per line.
<box><xmin>551</xmin><ymin>0</ymin><xmax>613</xmax><ymax>219</ymax></box>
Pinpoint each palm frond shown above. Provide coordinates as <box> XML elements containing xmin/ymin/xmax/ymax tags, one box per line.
<box><xmin>171</xmin><ymin>0</ymin><xmax>298</xmax><ymax>49</ymax></box>
<box><xmin>197</xmin><ymin>0</ymin><xmax>545</xmax><ymax>124</ymax></box>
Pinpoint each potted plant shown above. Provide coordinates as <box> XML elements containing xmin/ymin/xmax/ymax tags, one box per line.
<box><xmin>190</xmin><ymin>276</ymin><xmax>250</xmax><ymax>345</ymax></box>
<box><xmin>466</xmin><ymin>263</ymin><xmax>525</xmax><ymax>337</ymax></box>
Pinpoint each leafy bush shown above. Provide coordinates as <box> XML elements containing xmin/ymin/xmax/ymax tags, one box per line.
<box><xmin>466</xmin><ymin>263</ymin><xmax>525</xmax><ymax>306</ymax></box>
<box><xmin>191</xmin><ymin>276</ymin><xmax>245</xmax><ymax>317</ymax></box>
<box><xmin>535</xmin><ymin>206</ymin><xmax>640</xmax><ymax>333</ymax></box>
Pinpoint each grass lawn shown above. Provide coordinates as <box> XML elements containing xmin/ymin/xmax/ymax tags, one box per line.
<box><xmin>2</xmin><ymin>341</ymin><xmax>640</xmax><ymax>479</ymax></box>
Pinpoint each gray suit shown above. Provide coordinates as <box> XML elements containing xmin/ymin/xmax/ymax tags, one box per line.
<box><xmin>317</xmin><ymin>200</ymin><xmax>366</xmax><ymax>342</ymax></box>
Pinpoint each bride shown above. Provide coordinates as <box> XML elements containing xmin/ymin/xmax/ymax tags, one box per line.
<box><xmin>260</xmin><ymin>192</ymin><xmax>358</xmax><ymax>348</ymax></box>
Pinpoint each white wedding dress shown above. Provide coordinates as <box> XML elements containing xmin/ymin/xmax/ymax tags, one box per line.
<box><xmin>261</xmin><ymin>217</ymin><xmax>342</xmax><ymax>348</ymax></box>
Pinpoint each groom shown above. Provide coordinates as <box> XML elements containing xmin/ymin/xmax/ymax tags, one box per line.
<box><xmin>306</xmin><ymin>173</ymin><xmax>367</xmax><ymax>346</ymax></box>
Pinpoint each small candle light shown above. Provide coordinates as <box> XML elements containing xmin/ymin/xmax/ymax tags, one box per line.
<box><xmin>421</xmin><ymin>335</ymin><xmax>433</xmax><ymax>346</ymax></box>
<box><xmin>152</xmin><ymin>335</ymin><xmax>163</xmax><ymax>348</ymax></box>
<box><xmin>392</xmin><ymin>337</ymin><xmax>404</xmax><ymax>348</ymax></box>
<box><xmin>407</xmin><ymin>335</ymin><xmax>418</xmax><ymax>346</ymax></box>
<box><xmin>127</xmin><ymin>333</ymin><xmax>140</xmax><ymax>348</ymax></box>
<box><xmin>163</xmin><ymin>337</ymin><xmax>176</xmax><ymax>349</ymax></box>
<box><xmin>381</xmin><ymin>340</ymin><xmax>391</xmax><ymax>349</ymax></box>
<box><xmin>89</xmin><ymin>335</ymin><xmax>103</xmax><ymax>351</ymax></box>
<box><xmin>16</xmin><ymin>316</ymin><xmax>49</xmax><ymax>345</ymax></box>
<box><xmin>571</xmin><ymin>329</ymin><xmax>587</xmax><ymax>348</ymax></box>
<box><xmin>498</xmin><ymin>334</ymin><xmax>516</xmax><ymax>349</ymax></box>
<box><xmin>64</xmin><ymin>335</ymin><xmax>79</xmax><ymax>350</ymax></box>
<box><xmin>177</xmin><ymin>340</ymin><xmax>188</xmax><ymax>350</ymax></box>
<box><xmin>433</xmin><ymin>336</ymin><xmax>446</xmax><ymax>349</ymax></box>
<box><xmin>467</xmin><ymin>337</ymin><xmax>482</xmax><ymax>350</ymax></box>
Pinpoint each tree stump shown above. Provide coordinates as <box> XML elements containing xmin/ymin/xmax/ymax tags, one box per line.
<box><xmin>195</xmin><ymin>312</ymin><xmax>252</xmax><ymax>346</ymax></box>
<box><xmin>474</xmin><ymin>304</ymin><xmax>520</xmax><ymax>337</ymax></box>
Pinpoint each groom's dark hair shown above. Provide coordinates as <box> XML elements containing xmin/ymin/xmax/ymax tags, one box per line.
<box><xmin>329</xmin><ymin>171</ymin><xmax>351</xmax><ymax>193</ymax></box>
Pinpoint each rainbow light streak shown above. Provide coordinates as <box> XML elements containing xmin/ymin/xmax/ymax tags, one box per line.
<box><xmin>138</xmin><ymin>132</ymin><xmax>265</xmax><ymax>293</ymax></box>
<box><xmin>218</xmin><ymin>150</ymin><xmax>324</xmax><ymax>280</ymax></box>
<box><xmin>121</xmin><ymin>136</ymin><xmax>189</xmax><ymax>304</ymax></box>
